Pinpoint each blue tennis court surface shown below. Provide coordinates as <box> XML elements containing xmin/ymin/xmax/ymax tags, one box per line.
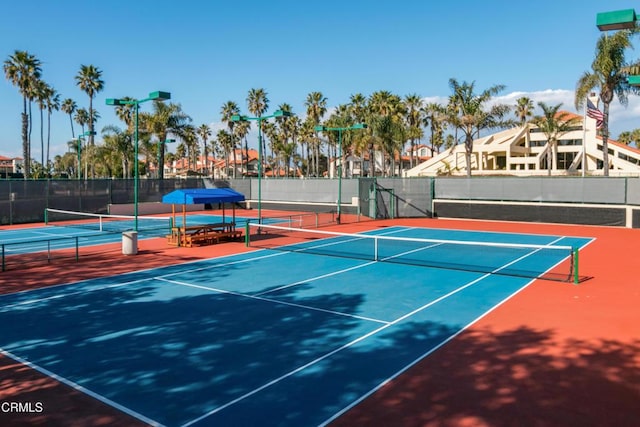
<box><xmin>0</xmin><ymin>226</ymin><xmax>592</xmax><ymax>426</ymax></box>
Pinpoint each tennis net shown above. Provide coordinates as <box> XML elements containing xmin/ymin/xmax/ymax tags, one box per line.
<box><xmin>45</xmin><ymin>208</ymin><xmax>173</xmax><ymax>234</ymax></box>
<box><xmin>245</xmin><ymin>223</ymin><xmax>580</xmax><ymax>283</ymax></box>
<box><xmin>258</xmin><ymin>211</ymin><xmax>336</xmax><ymax>228</ymax></box>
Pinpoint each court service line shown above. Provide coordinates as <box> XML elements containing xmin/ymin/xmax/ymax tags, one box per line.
<box><xmin>0</xmin><ymin>348</ymin><xmax>163</xmax><ymax>427</ymax></box>
<box><xmin>0</xmin><ymin>250</ymin><xmax>288</xmax><ymax>308</ymax></box>
<box><xmin>181</xmin><ymin>235</ymin><xmax>568</xmax><ymax>427</ymax></box>
<box><xmin>254</xmin><ymin>260</ymin><xmax>379</xmax><ymax>296</ymax></box>
<box><xmin>156</xmin><ymin>277</ymin><xmax>389</xmax><ymax>325</ymax></box>
<box><xmin>178</xmin><ymin>271</ymin><xmax>489</xmax><ymax>427</ymax></box>
<box><xmin>251</xmin><ymin>227</ymin><xmax>428</xmax><ymax>297</ymax></box>
<box><xmin>255</xmin><ymin>241</ymin><xmax>445</xmax><ymax>298</ymax></box>
<box><xmin>320</xmin><ymin>235</ymin><xmax>570</xmax><ymax>425</ymax></box>
<box><xmin>158</xmin><ymin>226</ymin><xmax>409</xmax><ymax>281</ymax></box>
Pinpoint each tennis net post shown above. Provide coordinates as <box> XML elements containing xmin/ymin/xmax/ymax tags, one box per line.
<box><xmin>573</xmin><ymin>247</ymin><xmax>579</xmax><ymax>285</ymax></box>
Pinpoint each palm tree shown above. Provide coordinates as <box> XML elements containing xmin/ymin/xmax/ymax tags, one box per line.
<box><xmin>216</xmin><ymin>129</ymin><xmax>233</xmax><ymax>178</ymax></box>
<box><xmin>45</xmin><ymin>87</ymin><xmax>60</xmax><ymax>175</ymax></box>
<box><xmin>369</xmin><ymin>91</ymin><xmax>404</xmax><ymax>176</ymax></box>
<box><xmin>220</xmin><ymin>101</ymin><xmax>240</xmax><ymax>178</ymax></box>
<box><xmin>74</xmin><ymin>108</ymin><xmax>89</xmax><ymax>134</ymax></box>
<box><xmin>3</xmin><ymin>50</ymin><xmax>42</xmax><ymax>178</ymax></box>
<box><xmin>197</xmin><ymin>124</ymin><xmax>212</xmax><ymax>175</ymax></box>
<box><xmin>233</xmin><ymin>120</ymin><xmax>250</xmax><ymax>176</ymax></box>
<box><xmin>60</xmin><ymin>98</ymin><xmax>77</xmax><ymax>139</ymax></box>
<box><xmin>575</xmin><ymin>30</ymin><xmax>640</xmax><ymax>176</ymax></box>
<box><xmin>102</xmin><ymin>125</ymin><xmax>133</xmax><ymax>178</ymax></box>
<box><xmin>247</xmin><ymin>88</ymin><xmax>269</xmax><ymax>174</ymax></box>
<box><xmin>321</xmin><ymin>105</ymin><xmax>357</xmax><ymax>178</ymax></box>
<box><xmin>404</xmin><ymin>94</ymin><xmax>424</xmax><ymax>168</ymax></box>
<box><xmin>140</xmin><ymin>101</ymin><xmax>191</xmax><ymax>179</ymax></box>
<box><xmin>272</xmin><ymin>103</ymin><xmax>296</xmax><ymax>177</ymax></box>
<box><xmin>182</xmin><ymin>125</ymin><xmax>198</xmax><ymax>173</ymax></box>
<box><xmin>617</xmin><ymin>128</ymin><xmax>640</xmax><ymax>147</ymax></box>
<box><xmin>423</xmin><ymin>102</ymin><xmax>448</xmax><ymax>156</ymax></box>
<box><xmin>33</xmin><ymin>79</ymin><xmax>50</xmax><ymax>169</ymax></box>
<box><xmin>533</xmin><ymin>102</ymin><xmax>581</xmax><ymax>175</ymax></box>
<box><xmin>348</xmin><ymin>93</ymin><xmax>370</xmax><ymax>174</ymax></box>
<box><xmin>515</xmin><ymin>96</ymin><xmax>535</xmax><ymax>126</ymax></box>
<box><xmin>447</xmin><ymin>78</ymin><xmax>511</xmax><ymax>177</ymax></box>
<box><xmin>75</xmin><ymin>64</ymin><xmax>104</xmax><ymax>176</ymax></box>
<box><xmin>305</xmin><ymin>91</ymin><xmax>327</xmax><ymax>176</ymax></box>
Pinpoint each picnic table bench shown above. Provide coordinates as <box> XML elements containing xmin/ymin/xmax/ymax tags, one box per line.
<box><xmin>166</xmin><ymin>222</ymin><xmax>242</xmax><ymax>247</ymax></box>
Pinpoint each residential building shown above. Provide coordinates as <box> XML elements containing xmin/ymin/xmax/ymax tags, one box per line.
<box><xmin>405</xmin><ymin>111</ymin><xmax>640</xmax><ymax>177</ymax></box>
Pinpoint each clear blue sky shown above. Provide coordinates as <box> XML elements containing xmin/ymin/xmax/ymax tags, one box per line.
<box><xmin>2</xmin><ymin>0</ymin><xmax>640</xmax><ymax>160</ymax></box>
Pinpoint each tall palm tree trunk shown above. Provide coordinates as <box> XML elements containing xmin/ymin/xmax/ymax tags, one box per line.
<box><xmin>21</xmin><ymin>97</ymin><xmax>29</xmax><ymax>178</ymax></box>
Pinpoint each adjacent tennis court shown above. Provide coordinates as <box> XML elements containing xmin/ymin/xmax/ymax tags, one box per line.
<box><xmin>0</xmin><ymin>224</ymin><xmax>592</xmax><ymax>426</ymax></box>
<box><xmin>0</xmin><ymin>210</ymin><xmax>330</xmax><ymax>263</ymax></box>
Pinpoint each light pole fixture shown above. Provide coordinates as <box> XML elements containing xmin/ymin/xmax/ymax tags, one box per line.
<box><xmin>76</xmin><ymin>130</ymin><xmax>96</xmax><ymax>180</ymax></box>
<box><xmin>232</xmin><ymin>110</ymin><xmax>293</xmax><ymax>224</ymax></box>
<box><xmin>597</xmin><ymin>8</ymin><xmax>639</xmax><ymax>86</ymax></box>
<box><xmin>596</xmin><ymin>9</ymin><xmax>637</xmax><ymax>31</ymax></box>
<box><xmin>314</xmin><ymin>123</ymin><xmax>367</xmax><ymax>224</ymax></box>
<box><xmin>106</xmin><ymin>91</ymin><xmax>171</xmax><ymax>231</ymax></box>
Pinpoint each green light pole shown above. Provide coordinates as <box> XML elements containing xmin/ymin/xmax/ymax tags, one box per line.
<box><xmin>232</xmin><ymin>110</ymin><xmax>293</xmax><ymax>224</ymax></box>
<box><xmin>315</xmin><ymin>123</ymin><xmax>367</xmax><ymax>224</ymax></box>
<box><xmin>106</xmin><ymin>91</ymin><xmax>171</xmax><ymax>231</ymax></box>
<box><xmin>158</xmin><ymin>138</ymin><xmax>176</xmax><ymax>178</ymax></box>
<box><xmin>76</xmin><ymin>130</ymin><xmax>96</xmax><ymax>180</ymax></box>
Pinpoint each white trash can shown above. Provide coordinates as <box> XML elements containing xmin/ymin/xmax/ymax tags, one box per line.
<box><xmin>122</xmin><ymin>231</ymin><xmax>138</xmax><ymax>255</ymax></box>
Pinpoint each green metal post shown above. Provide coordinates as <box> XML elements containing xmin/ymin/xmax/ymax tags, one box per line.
<box><xmin>77</xmin><ymin>135</ymin><xmax>82</xmax><ymax>180</ymax></box>
<box><xmin>258</xmin><ymin>118</ymin><xmax>263</xmax><ymax>225</ymax></box>
<box><xmin>337</xmin><ymin>129</ymin><xmax>342</xmax><ymax>224</ymax></box>
<box><xmin>573</xmin><ymin>247</ymin><xmax>579</xmax><ymax>284</ymax></box>
<box><xmin>244</xmin><ymin>221</ymin><xmax>250</xmax><ymax>247</ymax></box>
<box><xmin>134</xmin><ymin>102</ymin><xmax>139</xmax><ymax>232</ymax></box>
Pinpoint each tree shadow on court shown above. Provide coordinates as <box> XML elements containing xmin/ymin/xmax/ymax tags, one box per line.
<box><xmin>328</xmin><ymin>323</ymin><xmax>640</xmax><ymax>427</ymax></box>
<box><xmin>0</xmin><ymin>280</ymin><xmax>638</xmax><ymax>427</ymax></box>
<box><xmin>0</xmin><ymin>279</ymin><xmax>370</xmax><ymax>426</ymax></box>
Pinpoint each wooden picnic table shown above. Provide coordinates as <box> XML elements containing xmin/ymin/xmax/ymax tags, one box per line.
<box><xmin>166</xmin><ymin>222</ymin><xmax>242</xmax><ymax>247</ymax></box>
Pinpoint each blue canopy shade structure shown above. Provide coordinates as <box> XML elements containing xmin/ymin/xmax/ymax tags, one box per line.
<box><xmin>162</xmin><ymin>188</ymin><xmax>246</xmax><ymax>235</ymax></box>
<box><xmin>162</xmin><ymin>188</ymin><xmax>245</xmax><ymax>205</ymax></box>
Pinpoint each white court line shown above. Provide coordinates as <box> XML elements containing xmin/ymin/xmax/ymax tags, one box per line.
<box><xmin>254</xmin><ymin>261</ymin><xmax>379</xmax><ymax>296</ymax></box>
<box><xmin>0</xmin><ymin>348</ymin><xmax>163</xmax><ymax>426</ymax></box>
<box><xmin>157</xmin><ymin>277</ymin><xmax>389</xmax><ymax>325</ymax></box>
<box><xmin>0</xmin><ymin>279</ymin><xmax>150</xmax><ymax>311</ymax></box>
<box><xmin>157</xmin><ymin>226</ymin><xmax>409</xmax><ymax>284</ymax></box>
<box><xmin>0</xmin><ymin>250</ymin><xmax>288</xmax><ymax>308</ymax></box>
<box><xmin>180</xmin><ymin>235</ymin><xmax>568</xmax><ymax>427</ymax></box>
<box><xmin>319</xmin><ymin>235</ymin><xmax>570</xmax><ymax>425</ymax></box>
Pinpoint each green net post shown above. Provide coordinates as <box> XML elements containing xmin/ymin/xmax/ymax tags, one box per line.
<box><xmin>244</xmin><ymin>221</ymin><xmax>250</xmax><ymax>247</ymax></box>
<box><xmin>573</xmin><ymin>247</ymin><xmax>579</xmax><ymax>284</ymax></box>
<box><xmin>44</xmin><ymin>208</ymin><xmax>48</xmax><ymax>225</ymax></box>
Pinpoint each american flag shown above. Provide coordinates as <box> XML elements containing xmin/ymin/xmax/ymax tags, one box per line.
<box><xmin>586</xmin><ymin>99</ymin><xmax>604</xmax><ymax>129</ymax></box>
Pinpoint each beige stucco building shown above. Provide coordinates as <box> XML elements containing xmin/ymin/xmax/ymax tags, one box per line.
<box><xmin>405</xmin><ymin>110</ymin><xmax>640</xmax><ymax>177</ymax></box>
